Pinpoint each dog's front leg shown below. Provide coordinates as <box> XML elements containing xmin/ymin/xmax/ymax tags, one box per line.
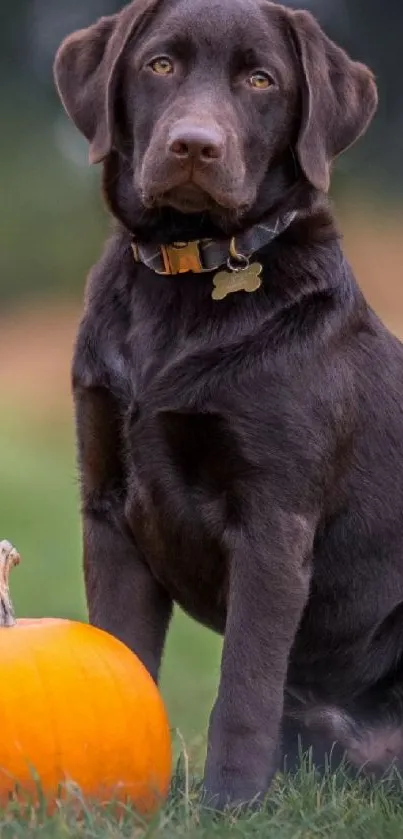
<box><xmin>75</xmin><ymin>384</ymin><xmax>173</xmax><ymax>684</ymax></box>
<box><xmin>203</xmin><ymin>512</ymin><xmax>312</xmax><ymax>810</ymax></box>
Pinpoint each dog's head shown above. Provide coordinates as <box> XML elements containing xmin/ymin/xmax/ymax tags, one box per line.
<box><xmin>54</xmin><ymin>0</ymin><xmax>377</xmax><ymax>233</ymax></box>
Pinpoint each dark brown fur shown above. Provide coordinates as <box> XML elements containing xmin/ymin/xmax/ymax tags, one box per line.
<box><xmin>53</xmin><ymin>0</ymin><xmax>403</xmax><ymax>811</ymax></box>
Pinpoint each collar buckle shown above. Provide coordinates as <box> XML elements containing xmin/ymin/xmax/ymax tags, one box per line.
<box><xmin>160</xmin><ymin>240</ymin><xmax>210</xmax><ymax>275</ymax></box>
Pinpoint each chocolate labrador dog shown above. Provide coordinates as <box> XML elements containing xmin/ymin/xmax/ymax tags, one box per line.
<box><xmin>54</xmin><ymin>0</ymin><xmax>403</xmax><ymax>811</ymax></box>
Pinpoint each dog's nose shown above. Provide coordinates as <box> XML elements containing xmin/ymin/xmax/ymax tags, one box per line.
<box><xmin>168</xmin><ymin>124</ymin><xmax>224</xmax><ymax>163</ymax></box>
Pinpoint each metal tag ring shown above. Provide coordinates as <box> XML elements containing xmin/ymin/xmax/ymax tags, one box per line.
<box><xmin>228</xmin><ymin>237</ymin><xmax>250</xmax><ymax>272</ymax></box>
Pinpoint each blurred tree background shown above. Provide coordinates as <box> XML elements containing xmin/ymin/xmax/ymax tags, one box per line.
<box><xmin>0</xmin><ymin>1</ymin><xmax>402</xmax><ymax>758</ymax></box>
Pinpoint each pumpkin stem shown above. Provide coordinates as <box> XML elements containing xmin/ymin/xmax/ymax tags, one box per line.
<box><xmin>0</xmin><ymin>541</ymin><xmax>20</xmax><ymax>627</ymax></box>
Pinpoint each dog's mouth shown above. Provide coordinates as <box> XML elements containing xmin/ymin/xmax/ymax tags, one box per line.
<box><xmin>144</xmin><ymin>183</ymin><xmax>253</xmax><ymax>220</ymax></box>
<box><xmin>140</xmin><ymin>168</ymin><xmax>253</xmax><ymax>217</ymax></box>
<box><xmin>156</xmin><ymin>183</ymin><xmax>216</xmax><ymax>213</ymax></box>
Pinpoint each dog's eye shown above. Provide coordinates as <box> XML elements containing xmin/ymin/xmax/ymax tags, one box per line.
<box><xmin>248</xmin><ymin>71</ymin><xmax>273</xmax><ymax>90</ymax></box>
<box><xmin>149</xmin><ymin>57</ymin><xmax>174</xmax><ymax>76</ymax></box>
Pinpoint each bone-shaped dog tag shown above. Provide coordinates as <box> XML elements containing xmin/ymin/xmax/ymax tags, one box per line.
<box><xmin>212</xmin><ymin>263</ymin><xmax>263</xmax><ymax>300</ymax></box>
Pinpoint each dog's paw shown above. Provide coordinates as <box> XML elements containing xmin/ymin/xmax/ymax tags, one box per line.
<box><xmin>201</xmin><ymin>782</ymin><xmax>265</xmax><ymax>815</ymax></box>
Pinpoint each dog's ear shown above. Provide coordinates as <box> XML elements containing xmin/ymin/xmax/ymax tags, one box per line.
<box><xmin>286</xmin><ymin>9</ymin><xmax>378</xmax><ymax>192</ymax></box>
<box><xmin>54</xmin><ymin>0</ymin><xmax>160</xmax><ymax>165</ymax></box>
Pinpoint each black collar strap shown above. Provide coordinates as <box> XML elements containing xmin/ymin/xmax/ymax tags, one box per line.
<box><xmin>131</xmin><ymin>210</ymin><xmax>297</xmax><ymax>275</ymax></box>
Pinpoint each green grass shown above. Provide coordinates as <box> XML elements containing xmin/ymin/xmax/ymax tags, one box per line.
<box><xmin>2</xmin><ymin>411</ymin><xmax>403</xmax><ymax>836</ymax></box>
<box><xmin>3</xmin><ymin>768</ymin><xmax>403</xmax><ymax>838</ymax></box>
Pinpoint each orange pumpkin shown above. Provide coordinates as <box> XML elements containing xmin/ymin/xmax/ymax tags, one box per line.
<box><xmin>0</xmin><ymin>540</ymin><xmax>171</xmax><ymax>813</ymax></box>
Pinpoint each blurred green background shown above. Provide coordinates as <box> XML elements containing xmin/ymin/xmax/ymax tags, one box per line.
<box><xmin>1</xmin><ymin>0</ymin><xmax>402</xmax><ymax>765</ymax></box>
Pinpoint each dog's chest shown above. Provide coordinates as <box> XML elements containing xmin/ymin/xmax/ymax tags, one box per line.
<box><xmin>106</xmin><ymin>286</ymin><xmax>263</xmax><ymax>628</ymax></box>
<box><xmin>120</xmin><ymin>321</ymin><xmax>244</xmax><ymax>630</ymax></box>
<box><xmin>125</xmin><ymin>407</ymin><xmax>239</xmax><ymax>630</ymax></box>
